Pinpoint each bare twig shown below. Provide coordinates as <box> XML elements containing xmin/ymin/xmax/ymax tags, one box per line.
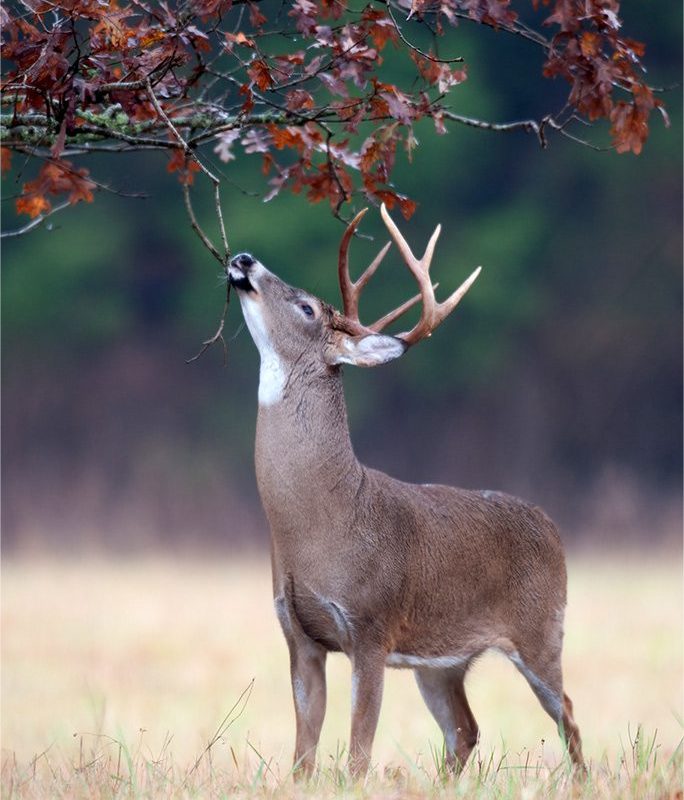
<box><xmin>443</xmin><ymin>6</ymin><xmax>551</xmax><ymax>50</ymax></box>
<box><xmin>213</xmin><ymin>182</ymin><xmax>230</xmax><ymax>257</ymax></box>
<box><xmin>441</xmin><ymin>110</ymin><xmax>609</xmax><ymax>150</ymax></box>
<box><xmin>146</xmin><ymin>77</ymin><xmax>235</xmax><ymax>363</ymax></box>
<box><xmin>443</xmin><ymin>110</ymin><xmax>547</xmax><ymax>138</ymax></box>
<box><xmin>182</xmin><ymin>182</ymin><xmax>224</xmax><ymax>264</ymax></box>
<box><xmin>0</xmin><ymin>199</ymin><xmax>72</xmax><ymax>238</ymax></box>
<box><xmin>146</xmin><ymin>77</ymin><xmax>231</xmax><ymax>264</ymax></box>
<box><xmin>145</xmin><ymin>78</ymin><xmax>220</xmax><ymax>185</ymax></box>
<box><xmin>385</xmin><ymin>1</ymin><xmax>464</xmax><ymax>63</ymax></box>
<box><xmin>98</xmin><ymin>77</ymin><xmax>150</xmax><ymax>92</ymax></box>
<box><xmin>186</xmin><ymin>281</ymin><xmax>231</xmax><ymax>365</ymax></box>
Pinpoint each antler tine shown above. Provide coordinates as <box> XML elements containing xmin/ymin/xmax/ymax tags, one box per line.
<box><xmin>379</xmin><ymin>203</ymin><xmax>481</xmax><ymax>346</ymax></box>
<box><xmin>338</xmin><ymin>208</ymin><xmax>368</xmax><ymax>321</ymax></box>
<box><xmin>432</xmin><ymin>266</ymin><xmax>482</xmax><ymax>328</ymax></box>
<box><xmin>338</xmin><ymin>207</ymin><xmax>392</xmax><ymax>323</ymax></box>
<box><xmin>379</xmin><ymin>202</ymin><xmax>439</xmax><ymax>342</ymax></box>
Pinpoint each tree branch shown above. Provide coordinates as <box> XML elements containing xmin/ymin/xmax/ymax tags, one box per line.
<box><xmin>145</xmin><ymin>78</ymin><xmax>221</xmax><ymax>186</ymax></box>
<box><xmin>441</xmin><ymin>110</ymin><xmax>609</xmax><ymax>151</ymax></box>
<box><xmin>182</xmin><ymin>182</ymin><xmax>224</xmax><ymax>264</ymax></box>
<box><xmin>146</xmin><ymin>78</ymin><xmax>231</xmax><ymax>264</ymax></box>
<box><xmin>144</xmin><ymin>80</ymin><xmax>234</xmax><ymax>362</ymax></box>
<box><xmin>0</xmin><ymin>200</ymin><xmax>72</xmax><ymax>239</ymax></box>
<box><xmin>385</xmin><ymin>1</ymin><xmax>464</xmax><ymax>63</ymax></box>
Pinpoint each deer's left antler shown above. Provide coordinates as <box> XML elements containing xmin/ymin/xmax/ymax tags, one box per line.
<box><xmin>337</xmin><ymin>204</ymin><xmax>481</xmax><ymax>343</ymax></box>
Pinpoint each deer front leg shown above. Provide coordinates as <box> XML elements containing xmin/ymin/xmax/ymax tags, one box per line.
<box><xmin>349</xmin><ymin>649</ymin><xmax>386</xmax><ymax>778</ymax></box>
<box><xmin>289</xmin><ymin>641</ymin><xmax>327</xmax><ymax>778</ymax></box>
<box><xmin>275</xmin><ymin>594</ymin><xmax>327</xmax><ymax>779</ymax></box>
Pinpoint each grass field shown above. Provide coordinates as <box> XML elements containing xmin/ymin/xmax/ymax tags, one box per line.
<box><xmin>2</xmin><ymin>554</ymin><xmax>682</xmax><ymax>798</ymax></box>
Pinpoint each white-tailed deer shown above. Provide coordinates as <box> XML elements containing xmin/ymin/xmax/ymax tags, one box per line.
<box><xmin>227</xmin><ymin>204</ymin><xmax>585</xmax><ymax>778</ymax></box>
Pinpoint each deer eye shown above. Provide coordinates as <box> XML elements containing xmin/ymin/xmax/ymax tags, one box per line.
<box><xmin>298</xmin><ymin>303</ymin><xmax>315</xmax><ymax>318</ymax></box>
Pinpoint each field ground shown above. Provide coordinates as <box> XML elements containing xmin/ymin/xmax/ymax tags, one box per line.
<box><xmin>1</xmin><ymin>554</ymin><xmax>682</xmax><ymax>798</ymax></box>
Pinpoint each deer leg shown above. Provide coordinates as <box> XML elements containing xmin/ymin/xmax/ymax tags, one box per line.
<box><xmin>414</xmin><ymin>667</ymin><xmax>479</xmax><ymax>771</ymax></box>
<box><xmin>275</xmin><ymin>593</ymin><xmax>327</xmax><ymax>779</ymax></box>
<box><xmin>349</xmin><ymin>649</ymin><xmax>386</xmax><ymax>778</ymax></box>
<box><xmin>561</xmin><ymin>691</ymin><xmax>585</xmax><ymax>772</ymax></box>
<box><xmin>289</xmin><ymin>642</ymin><xmax>327</xmax><ymax>778</ymax></box>
<box><xmin>508</xmin><ymin>649</ymin><xmax>586</xmax><ymax>772</ymax></box>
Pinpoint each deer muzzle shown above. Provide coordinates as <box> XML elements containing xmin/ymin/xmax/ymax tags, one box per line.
<box><xmin>228</xmin><ymin>252</ymin><xmax>257</xmax><ymax>293</ymax></box>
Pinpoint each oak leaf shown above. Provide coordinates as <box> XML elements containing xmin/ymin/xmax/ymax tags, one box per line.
<box><xmin>0</xmin><ymin>147</ymin><xmax>11</xmax><ymax>175</ymax></box>
<box><xmin>16</xmin><ymin>193</ymin><xmax>51</xmax><ymax>219</ymax></box>
<box><xmin>167</xmin><ymin>150</ymin><xmax>200</xmax><ymax>185</ymax></box>
<box><xmin>248</xmin><ymin>59</ymin><xmax>274</xmax><ymax>90</ymax></box>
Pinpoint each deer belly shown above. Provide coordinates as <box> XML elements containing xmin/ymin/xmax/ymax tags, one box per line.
<box><xmin>385</xmin><ymin>652</ymin><xmax>473</xmax><ymax>669</ymax></box>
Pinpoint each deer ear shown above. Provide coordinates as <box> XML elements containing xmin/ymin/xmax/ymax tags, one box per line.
<box><xmin>326</xmin><ymin>332</ymin><xmax>407</xmax><ymax>368</ymax></box>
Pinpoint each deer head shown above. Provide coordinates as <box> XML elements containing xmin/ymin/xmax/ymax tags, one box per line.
<box><xmin>227</xmin><ymin>204</ymin><xmax>481</xmax><ymax>402</ymax></box>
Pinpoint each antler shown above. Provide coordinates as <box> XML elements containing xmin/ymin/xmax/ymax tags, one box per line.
<box><xmin>338</xmin><ymin>208</ymin><xmax>392</xmax><ymax>329</ymax></box>
<box><xmin>337</xmin><ymin>204</ymin><xmax>481</xmax><ymax>345</ymax></box>
<box><xmin>379</xmin><ymin>203</ymin><xmax>481</xmax><ymax>346</ymax></box>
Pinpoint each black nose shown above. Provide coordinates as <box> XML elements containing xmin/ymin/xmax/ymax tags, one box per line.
<box><xmin>231</xmin><ymin>253</ymin><xmax>255</xmax><ymax>270</ymax></box>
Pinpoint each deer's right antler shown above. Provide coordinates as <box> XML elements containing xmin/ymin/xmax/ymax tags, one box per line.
<box><xmin>337</xmin><ymin>204</ymin><xmax>481</xmax><ymax>345</ymax></box>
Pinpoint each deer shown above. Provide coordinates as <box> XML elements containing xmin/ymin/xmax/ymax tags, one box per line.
<box><xmin>226</xmin><ymin>204</ymin><xmax>585</xmax><ymax>779</ymax></box>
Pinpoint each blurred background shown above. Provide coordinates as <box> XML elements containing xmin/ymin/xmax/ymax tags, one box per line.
<box><xmin>2</xmin><ymin>5</ymin><xmax>681</xmax><ymax>556</ymax></box>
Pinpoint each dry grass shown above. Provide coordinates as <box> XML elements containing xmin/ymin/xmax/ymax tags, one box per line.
<box><xmin>1</xmin><ymin>554</ymin><xmax>682</xmax><ymax>798</ymax></box>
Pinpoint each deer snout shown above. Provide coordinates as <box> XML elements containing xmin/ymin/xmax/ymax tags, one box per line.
<box><xmin>228</xmin><ymin>253</ymin><xmax>258</xmax><ymax>293</ymax></box>
<box><xmin>231</xmin><ymin>253</ymin><xmax>256</xmax><ymax>271</ymax></box>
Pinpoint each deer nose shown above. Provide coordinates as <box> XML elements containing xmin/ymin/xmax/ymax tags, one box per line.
<box><xmin>231</xmin><ymin>253</ymin><xmax>256</xmax><ymax>271</ymax></box>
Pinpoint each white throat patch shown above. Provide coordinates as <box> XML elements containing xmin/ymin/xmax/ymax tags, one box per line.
<box><xmin>240</xmin><ymin>295</ymin><xmax>285</xmax><ymax>406</ymax></box>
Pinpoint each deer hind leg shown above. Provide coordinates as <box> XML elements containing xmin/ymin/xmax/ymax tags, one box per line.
<box><xmin>507</xmin><ymin>648</ymin><xmax>586</xmax><ymax>772</ymax></box>
<box><xmin>414</xmin><ymin>667</ymin><xmax>479</xmax><ymax>771</ymax></box>
<box><xmin>561</xmin><ymin>691</ymin><xmax>585</xmax><ymax>771</ymax></box>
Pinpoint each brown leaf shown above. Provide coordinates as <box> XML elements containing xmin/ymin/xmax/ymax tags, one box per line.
<box><xmin>38</xmin><ymin>160</ymin><xmax>95</xmax><ymax>203</ymax></box>
<box><xmin>239</xmin><ymin>84</ymin><xmax>255</xmax><ymax>115</ymax></box>
<box><xmin>248</xmin><ymin>59</ymin><xmax>274</xmax><ymax>90</ymax></box>
<box><xmin>16</xmin><ymin>192</ymin><xmax>51</xmax><ymax>219</ymax></box>
<box><xmin>580</xmin><ymin>31</ymin><xmax>601</xmax><ymax>58</ymax></box>
<box><xmin>0</xmin><ymin>147</ymin><xmax>11</xmax><ymax>175</ymax></box>
<box><xmin>225</xmin><ymin>31</ymin><xmax>255</xmax><ymax>50</ymax></box>
<box><xmin>286</xmin><ymin>89</ymin><xmax>315</xmax><ymax>111</ymax></box>
<box><xmin>397</xmin><ymin>195</ymin><xmax>417</xmax><ymax>220</ymax></box>
<box><xmin>360</xmin><ymin>136</ymin><xmax>383</xmax><ymax>173</ymax></box>
<box><xmin>248</xmin><ymin>1</ymin><xmax>267</xmax><ymax>27</ymax></box>
<box><xmin>167</xmin><ymin>150</ymin><xmax>200</xmax><ymax>185</ymax></box>
<box><xmin>269</xmin><ymin>124</ymin><xmax>305</xmax><ymax>151</ymax></box>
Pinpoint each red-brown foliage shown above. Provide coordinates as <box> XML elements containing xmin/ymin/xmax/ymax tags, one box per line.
<box><xmin>0</xmin><ymin>0</ymin><xmax>664</xmax><ymax>221</ymax></box>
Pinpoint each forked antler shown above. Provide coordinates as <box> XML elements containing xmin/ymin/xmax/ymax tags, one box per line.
<box><xmin>337</xmin><ymin>204</ymin><xmax>481</xmax><ymax>345</ymax></box>
<box><xmin>338</xmin><ymin>208</ymin><xmax>392</xmax><ymax>329</ymax></box>
<box><xmin>380</xmin><ymin>203</ymin><xmax>482</xmax><ymax>345</ymax></box>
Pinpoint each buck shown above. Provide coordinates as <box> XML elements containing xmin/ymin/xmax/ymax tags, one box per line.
<box><xmin>227</xmin><ymin>204</ymin><xmax>585</xmax><ymax>778</ymax></box>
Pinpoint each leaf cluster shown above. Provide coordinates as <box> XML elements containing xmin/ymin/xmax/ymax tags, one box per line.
<box><xmin>0</xmin><ymin>0</ymin><xmax>665</xmax><ymax>230</ymax></box>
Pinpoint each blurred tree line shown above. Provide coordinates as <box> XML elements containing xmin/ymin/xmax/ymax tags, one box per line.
<box><xmin>2</xmin><ymin>1</ymin><xmax>681</xmax><ymax>552</ymax></box>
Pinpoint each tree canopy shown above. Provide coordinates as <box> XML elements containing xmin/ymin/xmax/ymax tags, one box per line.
<box><xmin>1</xmin><ymin>0</ymin><xmax>668</xmax><ymax>247</ymax></box>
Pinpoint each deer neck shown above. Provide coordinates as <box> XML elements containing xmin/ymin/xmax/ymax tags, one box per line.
<box><xmin>254</xmin><ymin>364</ymin><xmax>363</xmax><ymax>534</ymax></box>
